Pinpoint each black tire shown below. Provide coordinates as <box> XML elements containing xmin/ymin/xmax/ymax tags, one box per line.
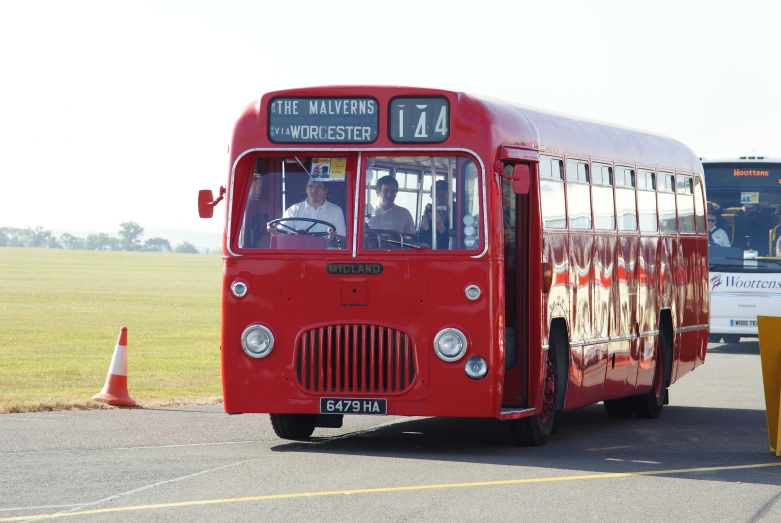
<box><xmin>634</xmin><ymin>327</ymin><xmax>671</xmax><ymax>419</ymax></box>
<box><xmin>270</xmin><ymin>414</ymin><xmax>316</xmax><ymax>440</ymax></box>
<box><xmin>603</xmin><ymin>397</ymin><xmax>634</xmax><ymax>418</ymax></box>
<box><xmin>708</xmin><ymin>334</ymin><xmax>722</xmax><ymax>344</ymax></box>
<box><xmin>510</xmin><ymin>353</ymin><xmax>558</xmax><ymax>446</ymax></box>
<box><xmin>722</xmin><ymin>334</ymin><xmax>740</xmax><ymax>344</ymax></box>
<box><xmin>511</xmin><ymin>408</ymin><xmax>556</xmax><ymax>446</ymax></box>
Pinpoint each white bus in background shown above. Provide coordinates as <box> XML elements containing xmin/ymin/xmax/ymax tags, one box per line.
<box><xmin>702</xmin><ymin>156</ymin><xmax>781</xmax><ymax>343</ymax></box>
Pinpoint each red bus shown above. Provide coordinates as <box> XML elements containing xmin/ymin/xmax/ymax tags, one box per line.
<box><xmin>199</xmin><ymin>86</ymin><xmax>709</xmax><ymax>445</ymax></box>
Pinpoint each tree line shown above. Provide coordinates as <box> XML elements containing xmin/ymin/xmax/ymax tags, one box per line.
<box><xmin>0</xmin><ymin>222</ymin><xmax>206</xmax><ymax>253</ymax></box>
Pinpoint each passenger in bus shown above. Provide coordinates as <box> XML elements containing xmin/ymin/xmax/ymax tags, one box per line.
<box><xmin>419</xmin><ymin>179</ymin><xmax>452</xmax><ymax>250</ymax></box>
<box><xmin>269</xmin><ymin>180</ymin><xmax>346</xmax><ymax>238</ymax></box>
<box><xmin>365</xmin><ymin>175</ymin><xmax>416</xmax><ymax>234</ymax></box>
<box><xmin>775</xmin><ymin>235</ymin><xmax>781</xmax><ymax>257</ymax></box>
<box><xmin>707</xmin><ymin>212</ymin><xmax>731</xmax><ymax>248</ymax></box>
<box><xmin>741</xmin><ymin>204</ymin><xmax>771</xmax><ymax>254</ymax></box>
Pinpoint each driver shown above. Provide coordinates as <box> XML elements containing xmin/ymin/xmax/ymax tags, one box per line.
<box><xmin>269</xmin><ymin>180</ymin><xmax>346</xmax><ymax>238</ymax></box>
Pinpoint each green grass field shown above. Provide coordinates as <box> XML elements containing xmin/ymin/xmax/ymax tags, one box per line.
<box><xmin>0</xmin><ymin>248</ymin><xmax>223</xmax><ymax>412</ymax></box>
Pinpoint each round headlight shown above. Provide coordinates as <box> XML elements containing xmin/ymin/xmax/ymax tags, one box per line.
<box><xmin>433</xmin><ymin>328</ymin><xmax>467</xmax><ymax>362</ymax></box>
<box><xmin>241</xmin><ymin>325</ymin><xmax>274</xmax><ymax>358</ymax></box>
<box><xmin>465</xmin><ymin>356</ymin><xmax>488</xmax><ymax>380</ymax></box>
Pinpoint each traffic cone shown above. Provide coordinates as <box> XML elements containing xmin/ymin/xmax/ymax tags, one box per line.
<box><xmin>92</xmin><ymin>327</ymin><xmax>136</xmax><ymax>407</ymax></box>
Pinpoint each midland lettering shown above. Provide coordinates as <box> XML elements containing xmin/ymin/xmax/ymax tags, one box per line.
<box><xmin>326</xmin><ymin>263</ymin><xmax>384</xmax><ymax>275</ymax></box>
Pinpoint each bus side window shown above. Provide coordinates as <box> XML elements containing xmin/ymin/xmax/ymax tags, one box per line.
<box><xmin>658</xmin><ymin>172</ymin><xmax>677</xmax><ymax>233</ymax></box>
<box><xmin>616</xmin><ymin>166</ymin><xmax>637</xmax><ymax>232</ymax></box>
<box><xmin>540</xmin><ymin>157</ymin><xmax>566</xmax><ymax>229</ymax></box>
<box><xmin>566</xmin><ymin>159</ymin><xmax>591</xmax><ymax>230</ymax></box>
<box><xmin>676</xmin><ymin>174</ymin><xmax>695</xmax><ymax>234</ymax></box>
<box><xmin>638</xmin><ymin>170</ymin><xmax>658</xmax><ymax>232</ymax></box>
<box><xmin>592</xmin><ymin>163</ymin><xmax>615</xmax><ymax>231</ymax></box>
<box><xmin>693</xmin><ymin>176</ymin><xmax>706</xmax><ymax>234</ymax></box>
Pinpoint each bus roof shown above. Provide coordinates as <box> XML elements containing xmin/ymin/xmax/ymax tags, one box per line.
<box><xmin>472</xmin><ymin>94</ymin><xmax>702</xmax><ymax>174</ymax></box>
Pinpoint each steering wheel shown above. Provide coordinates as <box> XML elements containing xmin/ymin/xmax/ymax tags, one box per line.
<box><xmin>268</xmin><ymin>217</ymin><xmax>337</xmax><ymax>237</ymax></box>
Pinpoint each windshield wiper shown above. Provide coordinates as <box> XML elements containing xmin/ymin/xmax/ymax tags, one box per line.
<box><xmin>293</xmin><ymin>155</ymin><xmax>314</xmax><ymax>180</ymax></box>
<box><xmin>382</xmin><ymin>239</ymin><xmax>426</xmax><ymax>250</ymax></box>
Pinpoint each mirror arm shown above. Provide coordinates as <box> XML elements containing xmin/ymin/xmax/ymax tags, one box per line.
<box><xmin>208</xmin><ymin>186</ymin><xmax>226</xmax><ymax>208</ymax></box>
<box><xmin>496</xmin><ymin>171</ymin><xmax>524</xmax><ymax>183</ymax></box>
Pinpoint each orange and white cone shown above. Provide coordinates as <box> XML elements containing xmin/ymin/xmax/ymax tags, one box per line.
<box><xmin>92</xmin><ymin>327</ymin><xmax>136</xmax><ymax>407</ymax></box>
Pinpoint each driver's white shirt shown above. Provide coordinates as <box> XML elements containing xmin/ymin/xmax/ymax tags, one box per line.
<box><xmin>283</xmin><ymin>199</ymin><xmax>346</xmax><ymax>236</ymax></box>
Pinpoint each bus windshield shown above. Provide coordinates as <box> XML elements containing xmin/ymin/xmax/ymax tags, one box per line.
<box><xmin>704</xmin><ymin>160</ymin><xmax>781</xmax><ymax>264</ymax></box>
<box><xmin>238</xmin><ymin>153</ymin><xmax>482</xmax><ymax>252</ymax></box>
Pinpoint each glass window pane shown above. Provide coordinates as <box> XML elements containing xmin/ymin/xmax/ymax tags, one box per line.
<box><xmin>551</xmin><ymin>159</ymin><xmax>563</xmax><ymax>181</ymax></box>
<box><xmin>541</xmin><ymin>180</ymin><xmax>566</xmax><ymax>229</ymax></box>
<box><xmin>678</xmin><ymin>194</ymin><xmax>695</xmax><ymax>233</ymax></box>
<box><xmin>616</xmin><ymin>167</ymin><xmax>635</xmax><ymax>188</ymax></box>
<box><xmin>677</xmin><ymin>175</ymin><xmax>693</xmax><ymax>194</ymax></box>
<box><xmin>363</xmin><ymin>155</ymin><xmax>480</xmax><ymax>251</ymax></box>
<box><xmin>540</xmin><ymin>157</ymin><xmax>552</xmax><ymax>179</ymax></box>
<box><xmin>592</xmin><ymin>185</ymin><xmax>615</xmax><ymax>230</ymax></box>
<box><xmin>578</xmin><ymin>162</ymin><xmax>589</xmax><ymax>182</ymax></box>
<box><xmin>659</xmin><ymin>192</ymin><xmax>677</xmax><ymax>232</ymax></box>
<box><xmin>638</xmin><ymin>190</ymin><xmax>658</xmax><ymax>232</ymax></box>
<box><xmin>616</xmin><ymin>187</ymin><xmax>637</xmax><ymax>231</ymax></box>
<box><xmin>659</xmin><ymin>172</ymin><xmax>674</xmax><ymax>192</ymax></box>
<box><xmin>638</xmin><ymin>169</ymin><xmax>654</xmax><ymax>190</ymax></box>
<box><xmin>566</xmin><ymin>159</ymin><xmax>579</xmax><ymax>182</ymax></box>
<box><xmin>603</xmin><ymin>166</ymin><xmax>613</xmax><ymax>186</ymax></box>
<box><xmin>242</xmin><ymin>157</ymin><xmax>350</xmax><ymax>251</ymax></box>
<box><xmin>592</xmin><ymin>163</ymin><xmax>612</xmax><ymax>186</ymax></box>
<box><xmin>567</xmin><ymin>183</ymin><xmax>592</xmax><ymax>229</ymax></box>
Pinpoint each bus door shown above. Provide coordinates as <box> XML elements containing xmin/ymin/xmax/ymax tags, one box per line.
<box><xmin>501</xmin><ymin>160</ymin><xmax>533</xmax><ymax>407</ymax></box>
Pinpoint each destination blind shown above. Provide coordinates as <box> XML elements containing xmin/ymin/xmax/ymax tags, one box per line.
<box><xmin>704</xmin><ymin>162</ymin><xmax>781</xmax><ymax>188</ymax></box>
<box><xmin>268</xmin><ymin>97</ymin><xmax>379</xmax><ymax>143</ymax></box>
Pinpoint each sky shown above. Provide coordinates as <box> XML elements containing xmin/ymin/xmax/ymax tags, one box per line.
<box><xmin>1</xmin><ymin>0</ymin><xmax>780</xmax><ymax>236</ymax></box>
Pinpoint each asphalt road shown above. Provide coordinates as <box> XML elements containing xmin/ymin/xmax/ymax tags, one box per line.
<box><xmin>1</xmin><ymin>340</ymin><xmax>779</xmax><ymax>522</ymax></box>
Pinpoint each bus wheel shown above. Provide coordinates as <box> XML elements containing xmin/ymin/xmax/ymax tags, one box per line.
<box><xmin>510</xmin><ymin>356</ymin><xmax>557</xmax><ymax>446</ymax></box>
<box><xmin>603</xmin><ymin>397</ymin><xmax>634</xmax><ymax>418</ymax></box>
<box><xmin>707</xmin><ymin>334</ymin><xmax>722</xmax><ymax>344</ymax></box>
<box><xmin>270</xmin><ymin>414</ymin><xmax>316</xmax><ymax>440</ymax></box>
<box><xmin>722</xmin><ymin>334</ymin><xmax>740</xmax><ymax>344</ymax></box>
<box><xmin>633</xmin><ymin>328</ymin><xmax>670</xmax><ymax>419</ymax></box>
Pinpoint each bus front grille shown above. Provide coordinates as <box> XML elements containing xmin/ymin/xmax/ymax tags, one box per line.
<box><xmin>295</xmin><ymin>324</ymin><xmax>415</xmax><ymax>393</ymax></box>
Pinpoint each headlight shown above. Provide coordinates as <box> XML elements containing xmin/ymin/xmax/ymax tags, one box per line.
<box><xmin>465</xmin><ymin>356</ymin><xmax>488</xmax><ymax>380</ymax></box>
<box><xmin>241</xmin><ymin>325</ymin><xmax>274</xmax><ymax>358</ymax></box>
<box><xmin>433</xmin><ymin>328</ymin><xmax>467</xmax><ymax>362</ymax></box>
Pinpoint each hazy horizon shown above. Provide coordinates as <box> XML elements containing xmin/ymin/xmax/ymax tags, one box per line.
<box><xmin>2</xmin><ymin>0</ymin><xmax>780</xmax><ymax>235</ymax></box>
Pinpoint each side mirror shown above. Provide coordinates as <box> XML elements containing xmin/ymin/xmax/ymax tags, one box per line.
<box><xmin>511</xmin><ymin>164</ymin><xmax>530</xmax><ymax>195</ymax></box>
<box><xmin>198</xmin><ymin>190</ymin><xmax>215</xmax><ymax>218</ymax></box>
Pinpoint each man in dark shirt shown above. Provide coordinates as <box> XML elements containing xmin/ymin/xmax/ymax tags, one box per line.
<box><xmin>419</xmin><ymin>180</ymin><xmax>452</xmax><ymax>249</ymax></box>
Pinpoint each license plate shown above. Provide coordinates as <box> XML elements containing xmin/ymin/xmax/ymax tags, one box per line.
<box><xmin>319</xmin><ymin>398</ymin><xmax>387</xmax><ymax>415</ymax></box>
<box><xmin>730</xmin><ymin>319</ymin><xmax>757</xmax><ymax>327</ymax></box>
